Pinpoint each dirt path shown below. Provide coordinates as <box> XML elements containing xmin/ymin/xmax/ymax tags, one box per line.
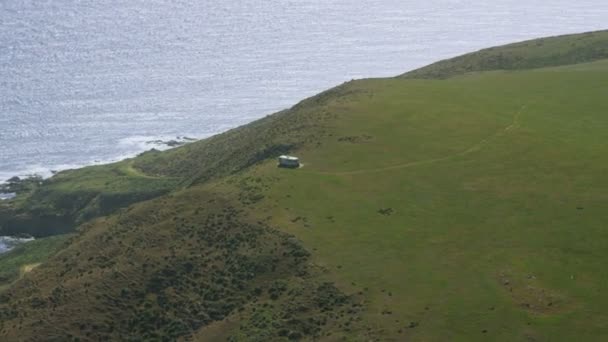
<box><xmin>123</xmin><ymin>162</ymin><xmax>174</xmax><ymax>180</ymax></box>
<box><xmin>20</xmin><ymin>263</ymin><xmax>41</xmax><ymax>276</ymax></box>
<box><xmin>304</xmin><ymin>106</ymin><xmax>525</xmax><ymax>176</ymax></box>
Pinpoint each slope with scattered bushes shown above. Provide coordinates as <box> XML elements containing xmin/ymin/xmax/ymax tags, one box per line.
<box><xmin>2</xmin><ymin>30</ymin><xmax>608</xmax><ymax>341</ymax></box>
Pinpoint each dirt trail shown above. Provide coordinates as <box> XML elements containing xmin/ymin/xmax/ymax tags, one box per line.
<box><xmin>123</xmin><ymin>162</ymin><xmax>177</xmax><ymax>180</ymax></box>
<box><xmin>304</xmin><ymin>106</ymin><xmax>525</xmax><ymax>176</ymax></box>
<box><xmin>20</xmin><ymin>263</ymin><xmax>41</xmax><ymax>276</ymax></box>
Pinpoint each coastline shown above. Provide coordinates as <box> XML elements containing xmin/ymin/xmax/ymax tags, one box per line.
<box><xmin>0</xmin><ymin>236</ymin><xmax>35</xmax><ymax>254</ymax></box>
<box><xmin>0</xmin><ymin>193</ymin><xmax>16</xmax><ymax>201</ymax></box>
<box><xmin>0</xmin><ymin>135</ymin><xmax>199</xmax><ymax>240</ymax></box>
<box><xmin>0</xmin><ymin>135</ymin><xmax>200</xmax><ymax>186</ymax></box>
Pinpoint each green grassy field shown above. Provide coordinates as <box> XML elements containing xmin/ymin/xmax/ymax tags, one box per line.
<box><xmin>1</xmin><ymin>31</ymin><xmax>608</xmax><ymax>341</ymax></box>
<box><xmin>221</xmin><ymin>62</ymin><xmax>608</xmax><ymax>340</ymax></box>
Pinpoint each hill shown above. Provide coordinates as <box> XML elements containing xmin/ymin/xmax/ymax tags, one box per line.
<box><xmin>0</xmin><ymin>235</ymin><xmax>70</xmax><ymax>291</ymax></box>
<box><xmin>401</xmin><ymin>29</ymin><xmax>608</xmax><ymax>79</ymax></box>
<box><xmin>1</xmin><ymin>30</ymin><xmax>608</xmax><ymax>341</ymax></box>
<box><xmin>0</xmin><ymin>162</ymin><xmax>180</xmax><ymax>237</ymax></box>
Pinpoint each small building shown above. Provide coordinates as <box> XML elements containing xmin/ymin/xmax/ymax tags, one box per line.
<box><xmin>278</xmin><ymin>155</ymin><xmax>300</xmax><ymax>168</ymax></box>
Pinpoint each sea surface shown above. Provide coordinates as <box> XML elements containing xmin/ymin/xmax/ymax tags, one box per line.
<box><xmin>0</xmin><ymin>193</ymin><xmax>15</xmax><ymax>201</ymax></box>
<box><xmin>1</xmin><ymin>0</ymin><xmax>607</xmax><ymax>182</ymax></box>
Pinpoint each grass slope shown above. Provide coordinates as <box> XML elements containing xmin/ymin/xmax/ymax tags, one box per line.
<box><xmin>0</xmin><ymin>160</ymin><xmax>181</xmax><ymax>237</ymax></box>
<box><xmin>0</xmin><ymin>191</ymin><xmax>370</xmax><ymax>341</ymax></box>
<box><xmin>401</xmin><ymin>30</ymin><xmax>608</xmax><ymax>79</ymax></box>
<box><xmin>234</xmin><ymin>62</ymin><xmax>608</xmax><ymax>340</ymax></box>
<box><xmin>0</xmin><ymin>235</ymin><xmax>71</xmax><ymax>291</ymax></box>
<box><xmin>1</xmin><ymin>32</ymin><xmax>608</xmax><ymax>341</ymax></box>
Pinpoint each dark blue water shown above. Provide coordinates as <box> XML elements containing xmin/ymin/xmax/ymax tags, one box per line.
<box><xmin>1</xmin><ymin>0</ymin><xmax>607</xmax><ymax>182</ymax></box>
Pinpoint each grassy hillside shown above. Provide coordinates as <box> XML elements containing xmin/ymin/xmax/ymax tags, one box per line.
<box><xmin>0</xmin><ymin>191</ymin><xmax>370</xmax><ymax>341</ymax></box>
<box><xmin>241</xmin><ymin>63</ymin><xmax>608</xmax><ymax>341</ymax></box>
<box><xmin>0</xmin><ymin>160</ymin><xmax>181</xmax><ymax>237</ymax></box>
<box><xmin>131</xmin><ymin>84</ymin><xmax>354</xmax><ymax>183</ymax></box>
<box><xmin>0</xmin><ymin>235</ymin><xmax>71</xmax><ymax>291</ymax></box>
<box><xmin>401</xmin><ymin>29</ymin><xmax>608</xmax><ymax>79</ymax></box>
<box><xmin>1</xmin><ymin>31</ymin><xmax>608</xmax><ymax>341</ymax></box>
<box><xmin>0</xmin><ymin>85</ymin><xmax>348</xmax><ymax>237</ymax></box>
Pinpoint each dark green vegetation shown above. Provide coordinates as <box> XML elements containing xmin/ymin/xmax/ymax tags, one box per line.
<box><xmin>0</xmin><ymin>161</ymin><xmax>180</xmax><ymax>237</ymax></box>
<box><xmin>0</xmin><ymin>176</ymin><xmax>44</xmax><ymax>195</ymax></box>
<box><xmin>1</xmin><ymin>30</ymin><xmax>608</xmax><ymax>341</ymax></box>
<box><xmin>0</xmin><ymin>195</ymin><xmax>367</xmax><ymax>341</ymax></box>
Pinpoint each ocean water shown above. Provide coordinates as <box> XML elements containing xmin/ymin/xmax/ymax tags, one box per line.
<box><xmin>0</xmin><ymin>236</ymin><xmax>35</xmax><ymax>254</ymax></box>
<box><xmin>0</xmin><ymin>193</ymin><xmax>15</xmax><ymax>201</ymax></box>
<box><xmin>1</xmin><ymin>0</ymin><xmax>607</xmax><ymax>182</ymax></box>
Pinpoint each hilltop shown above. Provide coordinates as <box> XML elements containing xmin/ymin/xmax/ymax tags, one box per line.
<box><xmin>401</xmin><ymin>30</ymin><xmax>608</xmax><ymax>79</ymax></box>
<box><xmin>1</xmin><ymin>30</ymin><xmax>608</xmax><ymax>341</ymax></box>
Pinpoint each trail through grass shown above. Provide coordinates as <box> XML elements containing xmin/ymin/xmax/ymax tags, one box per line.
<box><xmin>2</xmin><ymin>31</ymin><xmax>608</xmax><ymax>341</ymax></box>
<box><xmin>0</xmin><ymin>235</ymin><xmax>70</xmax><ymax>291</ymax></box>
<box><xmin>303</xmin><ymin>105</ymin><xmax>526</xmax><ymax>176</ymax></box>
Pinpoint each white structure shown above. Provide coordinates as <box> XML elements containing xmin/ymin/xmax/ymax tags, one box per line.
<box><xmin>278</xmin><ymin>155</ymin><xmax>300</xmax><ymax>168</ymax></box>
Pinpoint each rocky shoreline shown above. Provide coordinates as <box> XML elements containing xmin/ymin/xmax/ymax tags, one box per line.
<box><xmin>1</xmin><ymin>135</ymin><xmax>198</xmax><ymax>187</ymax></box>
<box><xmin>0</xmin><ymin>135</ymin><xmax>199</xmax><ymax>240</ymax></box>
<box><xmin>0</xmin><ymin>193</ymin><xmax>16</xmax><ymax>201</ymax></box>
<box><xmin>0</xmin><ymin>136</ymin><xmax>198</xmax><ymax>201</ymax></box>
<box><xmin>145</xmin><ymin>136</ymin><xmax>197</xmax><ymax>148</ymax></box>
<box><xmin>0</xmin><ymin>175</ymin><xmax>43</xmax><ymax>199</ymax></box>
<box><xmin>0</xmin><ymin>235</ymin><xmax>35</xmax><ymax>254</ymax></box>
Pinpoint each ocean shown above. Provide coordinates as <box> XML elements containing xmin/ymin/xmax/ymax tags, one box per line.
<box><xmin>0</xmin><ymin>236</ymin><xmax>35</xmax><ymax>254</ymax></box>
<box><xmin>1</xmin><ymin>0</ymin><xmax>607</xmax><ymax>182</ymax></box>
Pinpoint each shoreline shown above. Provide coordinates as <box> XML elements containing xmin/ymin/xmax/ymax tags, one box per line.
<box><xmin>0</xmin><ymin>236</ymin><xmax>35</xmax><ymax>255</ymax></box>
<box><xmin>0</xmin><ymin>135</ymin><xmax>201</xmax><ymax>186</ymax></box>
<box><xmin>0</xmin><ymin>135</ymin><xmax>202</xmax><ymax>241</ymax></box>
<box><xmin>0</xmin><ymin>193</ymin><xmax>16</xmax><ymax>201</ymax></box>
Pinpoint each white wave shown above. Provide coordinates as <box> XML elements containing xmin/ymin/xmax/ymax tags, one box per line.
<box><xmin>0</xmin><ymin>193</ymin><xmax>16</xmax><ymax>201</ymax></box>
<box><xmin>117</xmin><ymin>134</ymin><xmax>203</xmax><ymax>152</ymax></box>
<box><xmin>0</xmin><ymin>163</ymin><xmax>87</xmax><ymax>183</ymax></box>
<box><xmin>0</xmin><ymin>134</ymin><xmax>205</xmax><ymax>185</ymax></box>
<box><xmin>0</xmin><ymin>236</ymin><xmax>35</xmax><ymax>254</ymax></box>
